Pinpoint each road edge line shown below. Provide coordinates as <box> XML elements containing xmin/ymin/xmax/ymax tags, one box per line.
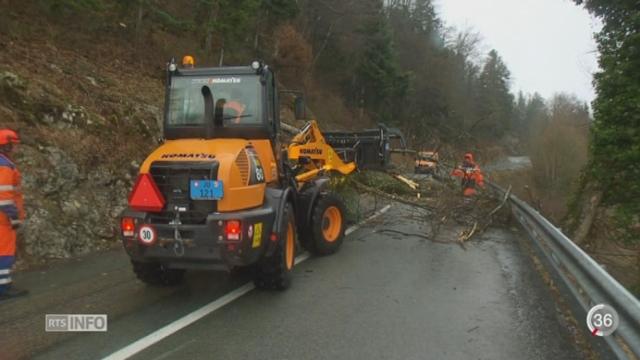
<box><xmin>102</xmin><ymin>204</ymin><xmax>391</xmax><ymax>360</ymax></box>
<box><xmin>347</xmin><ymin>204</ymin><xmax>391</xmax><ymax>236</ymax></box>
<box><xmin>102</xmin><ymin>283</ymin><xmax>254</xmax><ymax>360</ymax></box>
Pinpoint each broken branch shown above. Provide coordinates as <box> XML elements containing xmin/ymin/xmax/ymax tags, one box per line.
<box><xmin>352</xmin><ymin>180</ymin><xmax>435</xmax><ymax>211</ymax></box>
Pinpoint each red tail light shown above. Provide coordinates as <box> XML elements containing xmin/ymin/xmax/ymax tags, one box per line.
<box><xmin>225</xmin><ymin>220</ymin><xmax>241</xmax><ymax>241</ymax></box>
<box><xmin>121</xmin><ymin>217</ymin><xmax>135</xmax><ymax>237</ymax></box>
<box><xmin>128</xmin><ymin>173</ymin><xmax>165</xmax><ymax>212</ymax></box>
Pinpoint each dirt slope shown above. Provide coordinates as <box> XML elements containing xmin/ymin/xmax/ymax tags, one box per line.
<box><xmin>0</xmin><ymin>30</ymin><xmax>162</xmax><ymax>264</ymax></box>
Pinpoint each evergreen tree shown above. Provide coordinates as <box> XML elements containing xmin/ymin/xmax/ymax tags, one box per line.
<box><xmin>513</xmin><ymin>91</ymin><xmax>527</xmax><ymax>137</ymax></box>
<box><xmin>524</xmin><ymin>93</ymin><xmax>549</xmax><ymax>136</ymax></box>
<box><xmin>261</xmin><ymin>0</ymin><xmax>299</xmax><ymax>21</ymax></box>
<box><xmin>574</xmin><ymin>0</ymin><xmax>640</xmax><ymax>231</ymax></box>
<box><xmin>410</xmin><ymin>0</ymin><xmax>440</xmax><ymax>35</ymax></box>
<box><xmin>355</xmin><ymin>3</ymin><xmax>409</xmax><ymax>123</ymax></box>
<box><xmin>475</xmin><ymin>50</ymin><xmax>514</xmax><ymax>137</ymax></box>
<box><xmin>195</xmin><ymin>0</ymin><xmax>261</xmax><ymax>62</ymax></box>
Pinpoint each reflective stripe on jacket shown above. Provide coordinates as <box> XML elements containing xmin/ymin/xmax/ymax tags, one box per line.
<box><xmin>0</xmin><ymin>154</ymin><xmax>24</xmax><ymax>227</ymax></box>
<box><xmin>0</xmin><ymin>255</ymin><xmax>14</xmax><ymax>291</ymax></box>
<box><xmin>451</xmin><ymin>164</ymin><xmax>485</xmax><ymax>189</ymax></box>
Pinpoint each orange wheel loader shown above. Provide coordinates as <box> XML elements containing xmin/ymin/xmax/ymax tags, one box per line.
<box><xmin>119</xmin><ymin>58</ymin><xmax>355</xmax><ymax>290</ymax></box>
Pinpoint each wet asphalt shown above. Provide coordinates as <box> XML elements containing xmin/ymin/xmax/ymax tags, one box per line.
<box><xmin>1</xmin><ymin>203</ymin><xmax>584</xmax><ymax>360</ymax></box>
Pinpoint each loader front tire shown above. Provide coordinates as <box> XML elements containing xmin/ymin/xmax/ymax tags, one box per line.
<box><xmin>254</xmin><ymin>202</ymin><xmax>296</xmax><ymax>290</ymax></box>
<box><xmin>307</xmin><ymin>193</ymin><xmax>346</xmax><ymax>255</ymax></box>
<box><xmin>132</xmin><ymin>261</ymin><xmax>185</xmax><ymax>286</ymax></box>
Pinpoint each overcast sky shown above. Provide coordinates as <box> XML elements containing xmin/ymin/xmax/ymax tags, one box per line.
<box><xmin>436</xmin><ymin>0</ymin><xmax>601</xmax><ymax>103</ymax></box>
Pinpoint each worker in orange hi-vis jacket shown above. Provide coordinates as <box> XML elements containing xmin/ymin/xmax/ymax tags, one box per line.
<box><xmin>451</xmin><ymin>153</ymin><xmax>485</xmax><ymax>197</ymax></box>
<box><xmin>0</xmin><ymin>129</ymin><xmax>27</xmax><ymax>301</ymax></box>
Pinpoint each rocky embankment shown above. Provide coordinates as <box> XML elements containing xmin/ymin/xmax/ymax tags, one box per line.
<box><xmin>0</xmin><ymin>40</ymin><xmax>163</xmax><ymax>265</ymax></box>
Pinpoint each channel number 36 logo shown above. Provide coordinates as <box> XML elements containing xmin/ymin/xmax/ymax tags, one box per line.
<box><xmin>586</xmin><ymin>304</ymin><xmax>619</xmax><ymax>337</ymax></box>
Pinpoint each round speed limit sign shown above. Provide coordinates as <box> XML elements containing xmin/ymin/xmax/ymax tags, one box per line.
<box><xmin>138</xmin><ymin>225</ymin><xmax>157</xmax><ymax>246</ymax></box>
<box><xmin>586</xmin><ymin>304</ymin><xmax>619</xmax><ymax>337</ymax></box>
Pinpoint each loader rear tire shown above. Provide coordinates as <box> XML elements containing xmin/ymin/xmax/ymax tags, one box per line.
<box><xmin>132</xmin><ymin>261</ymin><xmax>185</xmax><ymax>287</ymax></box>
<box><xmin>307</xmin><ymin>193</ymin><xmax>346</xmax><ymax>256</ymax></box>
<box><xmin>254</xmin><ymin>203</ymin><xmax>296</xmax><ymax>291</ymax></box>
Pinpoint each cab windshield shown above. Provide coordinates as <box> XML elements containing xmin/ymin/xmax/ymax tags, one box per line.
<box><xmin>167</xmin><ymin>75</ymin><xmax>262</xmax><ymax>126</ymax></box>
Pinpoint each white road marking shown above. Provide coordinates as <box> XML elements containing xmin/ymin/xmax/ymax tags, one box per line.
<box><xmin>152</xmin><ymin>339</ymin><xmax>196</xmax><ymax>360</ymax></box>
<box><xmin>102</xmin><ymin>284</ymin><xmax>254</xmax><ymax>360</ymax></box>
<box><xmin>346</xmin><ymin>205</ymin><xmax>391</xmax><ymax>236</ymax></box>
<box><xmin>103</xmin><ymin>204</ymin><xmax>391</xmax><ymax>360</ymax></box>
<box><xmin>295</xmin><ymin>252</ymin><xmax>310</xmax><ymax>265</ymax></box>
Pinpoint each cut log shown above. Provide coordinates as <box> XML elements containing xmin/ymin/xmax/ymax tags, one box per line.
<box><xmin>392</xmin><ymin>174</ymin><xmax>419</xmax><ymax>190</ymax></box>
<box><xmin>573</xmin><ymin>192</ymin><xmax>602</xmax><ymax>245</ymax></box>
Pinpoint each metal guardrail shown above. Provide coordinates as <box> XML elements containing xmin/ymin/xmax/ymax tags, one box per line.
<box><xmin>486</xmin><ymin>181</ymin><xmax>640</xmax><ymax>359</ymax></box>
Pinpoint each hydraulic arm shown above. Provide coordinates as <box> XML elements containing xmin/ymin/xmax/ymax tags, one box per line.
<box><xmin>288</xmin><ymin>121</ymin><xmax>357</xmax><ymax>183</ymax></box>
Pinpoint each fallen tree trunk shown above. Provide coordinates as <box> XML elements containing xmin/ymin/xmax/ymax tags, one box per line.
<box><xmin>392</xmin><ymin>174</ymin><xmax>419</xmax><ymax>190</ymax></box>
<box><xmin>352</xmin><ymin>180</ymin><xmax>435</xmax><ymax>211</ymax></box>
<box><xmin>573</xmin><ymin>192</ymin><xmax>602</xmax><ymax>245</ymax></box>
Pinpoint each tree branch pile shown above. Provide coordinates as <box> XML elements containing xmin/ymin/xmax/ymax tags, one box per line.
<box><xmin>347</xmin><ymin>171</ymin><xmax>513</xmax><ymax>249</ymax></box>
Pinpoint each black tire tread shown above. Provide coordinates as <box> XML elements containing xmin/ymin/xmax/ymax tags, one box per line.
<box><xmin>254</xmin><ymin>203</ymin><xmax>295</xmax><ymax>290</ymax></box>
<box><xmin>307</xmin><ymin>192</ymin><xmax>346</xmax><ymax>256</ymax></box>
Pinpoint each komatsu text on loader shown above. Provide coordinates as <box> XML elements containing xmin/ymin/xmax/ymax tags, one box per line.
<box><xmin>120</xmin><ymin>58</ymin><xmax>355</xmax><ymax>290</ymax></box>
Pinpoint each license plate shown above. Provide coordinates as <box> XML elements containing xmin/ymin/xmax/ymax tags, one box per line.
<box><xmin>190</xmin><ymin>180</ymin><xmax>223</xmax><ymax>200</ymax></box>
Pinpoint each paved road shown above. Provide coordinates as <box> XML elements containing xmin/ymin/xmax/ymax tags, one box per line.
<box><xmin>484</xmin><ymin>156</ymin><xmax>533</xmax><ymax>172</ymax></box>
<box><xmin>1</xmin><ymin>203</ymin><xmax>584</xmax><ymax>360</ymax></box>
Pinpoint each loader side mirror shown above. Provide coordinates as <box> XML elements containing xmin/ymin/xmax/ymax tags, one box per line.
<box><xmin>294</xmin><ymin>96</ymin><xmax>306</xmax><ymax>120</ymax></box>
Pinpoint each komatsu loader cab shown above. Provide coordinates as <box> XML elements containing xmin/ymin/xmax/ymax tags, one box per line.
<box><xmin>120</xmin><ymin>58</ymin><xmax>353</xmax><ymax>290</ymax></box>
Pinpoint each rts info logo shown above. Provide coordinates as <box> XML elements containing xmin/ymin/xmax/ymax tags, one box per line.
<box><xmin>45</xmin><ymin>314</ymin><xmax>108</xmax><ymax>332</ymax></box>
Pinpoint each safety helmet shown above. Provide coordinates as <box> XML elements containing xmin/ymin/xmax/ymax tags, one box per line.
<box><xmin>0</xmin><ymin>129</ymin><xmax>20</xmax><ymax>145</ymax></box>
